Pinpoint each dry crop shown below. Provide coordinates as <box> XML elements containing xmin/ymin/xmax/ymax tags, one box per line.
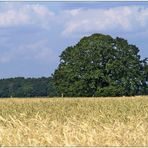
<box><xmin>0</xmin><ymin>96</ymin><xmax>148</xmax><ymax>146</ymax></box>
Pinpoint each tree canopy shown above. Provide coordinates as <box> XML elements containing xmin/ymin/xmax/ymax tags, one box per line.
<box><xmin>53</xmin><ymin>33</ymin><xmax>148</xmax><ymax>97</ymax></box>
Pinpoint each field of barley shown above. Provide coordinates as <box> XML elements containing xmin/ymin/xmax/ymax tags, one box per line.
<box><xmin>0</xmin><ymin>96</ymin><xmax>148</xmax><ymax>146</ymax></box>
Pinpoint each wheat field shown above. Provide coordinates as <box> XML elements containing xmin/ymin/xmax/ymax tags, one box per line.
<box><xmin>0</xmin><ymin>96</ymin><xmax>148</xmax><ymax>146</ymax></box>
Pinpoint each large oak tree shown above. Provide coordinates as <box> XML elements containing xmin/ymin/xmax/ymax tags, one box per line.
<box><xmin>53</xmin><ymin>33</ymin><xmax>148</xmax><ymax>97</ymax></box>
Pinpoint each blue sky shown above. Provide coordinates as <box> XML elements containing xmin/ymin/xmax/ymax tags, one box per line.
<box><xmin>0</xmin><ymin>2</ymin><xmax>148</xmax><ymax>78</ymax></box>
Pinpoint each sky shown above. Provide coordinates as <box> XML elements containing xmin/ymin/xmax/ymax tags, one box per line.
<box><xmin>0</xmin><ymin>2</ymin><xmax>148</xmax><ymax>78</ymax></box>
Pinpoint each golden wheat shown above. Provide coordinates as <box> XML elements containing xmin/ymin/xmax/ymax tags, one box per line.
<box><xmin>0</xmin><ymin>96</ymin><xmax>148</xmax><ymax>146</ymax></box>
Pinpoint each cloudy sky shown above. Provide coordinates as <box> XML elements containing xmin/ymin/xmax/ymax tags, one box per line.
<box><xmin>0</xmin><ymin>2</ymin><xmax>148</xmax><ymax>78</ymax></box>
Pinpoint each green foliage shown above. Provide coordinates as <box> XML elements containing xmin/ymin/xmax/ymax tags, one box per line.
<box><xmin>53</xmin><ymin>33</ymin><xmax>148</xmax><ymax>97</ymax></box>
<box><xmin>0</xmin><ymin>77</ymin><xmax>58</xmax><ymax>97</ymax></box>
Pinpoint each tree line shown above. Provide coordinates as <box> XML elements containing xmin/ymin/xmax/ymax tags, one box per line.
<box><xmin>0</xmin><ymin>33</ymin><xmax>148</xmax><ymax>97</ymax></box>
<box><xmin>0</xmin><ymin>77</ymin><xmax>58</xmax><ymax>97</ymax></box>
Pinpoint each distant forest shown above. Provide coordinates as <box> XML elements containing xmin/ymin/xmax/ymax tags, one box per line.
<box><xmin>0</xmin><ymin>77</ymin><xmax>58</xmax><ymax>98</ymax></box>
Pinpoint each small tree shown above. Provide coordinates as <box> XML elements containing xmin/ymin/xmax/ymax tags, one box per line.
<box><xmin>53</xmin><ymin>33</ymin><xmax>148</xmax><ymax>97</ymax></box>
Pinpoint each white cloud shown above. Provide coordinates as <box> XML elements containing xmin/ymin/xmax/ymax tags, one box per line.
<box><xmin>1</xmin><ymin>4</ymin><xmax>148</xmax><ymax>36</ymax></box>
<box><xmin>61</xmin><ymin>6</ymin><xmax>148</xmax><ymax>36</ymax></box>
<box><xmin>0</xmin><ymin>39</ymin><xmax>57</xmax><ymax>64</ymax></box>
<box><xmin>0</xmin><ymin>3</ymin><xmax>54</xmax><ymax>29</ymax></box>
<box><xmin>1</xmin><ymin>4</ymin><xmax>148</xmax><ymax>63</ymax></box>
<box><xmin>64</xmin><ymin>8</ymin><xmax>82</xmax><ymax>16</ymax></box>
<box><xmin>17</xmin><ymin>39</ymin><xmax>57</xmax><ymax>63</ymax></box>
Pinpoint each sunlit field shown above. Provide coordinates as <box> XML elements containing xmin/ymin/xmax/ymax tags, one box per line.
<box><xmin>0</xmin><ymin>96</ymin><xmax>148</xmax><ymax>146</ymax></box>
